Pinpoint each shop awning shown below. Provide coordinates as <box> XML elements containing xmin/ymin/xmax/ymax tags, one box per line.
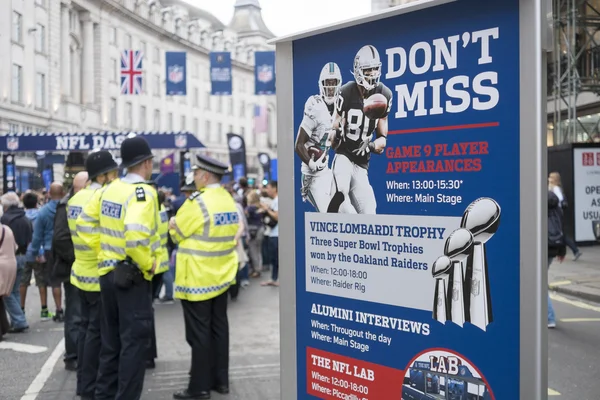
<box><xmin>0</xmin><ymin>131</ymin><xmax>204</xmax><ymax>152</ymax></box>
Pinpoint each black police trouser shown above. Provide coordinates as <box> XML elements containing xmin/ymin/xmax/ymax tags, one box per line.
<box><xmin>64</xmin><ymin>280</ymin><xmax>82</xmax><ymax>362</ymax></box>
<box><xmin>147</xmin><ymin>281</ymin><xmax>158</xmax><ymax>361</ymax></box>
<box><xmin>95</xmin><ymin>271</ymin><xmax>152</xmax><ymax>400</ymax></box>
<box><xmin>77</xmin><ymin>290</ymin><xmax>102</xmax><ymax>397</ymax></box>
<box><xmin>182</xmin><ymin>292</ymin><xmax>229</xmax><ymax>394</ymax></box>
<box><xmin>151</xmin><ymin>272</ymin><xmax>164</xmax><ymax>299</ymax></box>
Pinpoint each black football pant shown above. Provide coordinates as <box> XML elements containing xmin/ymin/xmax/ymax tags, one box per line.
<box><xmin>182</xmin><ymin>292</ymin><xmax>229</xmax><ymax>394</ymax></box>
<box><xmin>77</xmin><ymin>290</ymin><xmax>102</xmax><ymax>397</ymax></box>
<box><xmin>95</xmin><ymin>271</ymin><xmax>152</xmax><ymax>400</ymax></box>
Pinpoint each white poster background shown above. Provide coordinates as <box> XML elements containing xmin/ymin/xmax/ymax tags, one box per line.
<box><xmin>304</xmin><ymin>212</ymin><xmax>461</xmax><ymax>312</ymax></box>
<box><xmin>573</xmin><ymin>148</ymin><xmax>600</xmax><ymax>242</ymax></box>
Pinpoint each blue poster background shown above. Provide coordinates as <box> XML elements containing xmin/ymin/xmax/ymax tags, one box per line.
<box><xmin>292</xmin><ymin>0</ymin><xmax>520</xmax><ymax>398</ymax></box>
<box><xmin>255</xmin><ymin>51</ymin><xmax>276</xmax><ymax>95</ymax></box>
<box><xmin>210</xmin><ymin>52</ymin><xmax>232</xmax><ymax>95</ymax></box>
<box><xmin>166</xmin><ymin>51</ymin><xmax>187</xmax><ymax>95</ymax></box>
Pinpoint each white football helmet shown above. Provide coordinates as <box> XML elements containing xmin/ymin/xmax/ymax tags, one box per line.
<box><xmin>352</xmin><ymin>45</ymin><xmax>382</xmax><ymax>91</ymax></box>
<box><xmin>318</xmin><ymin>62</ymin><xmax>342</xmax><ymax>105</ymax></box>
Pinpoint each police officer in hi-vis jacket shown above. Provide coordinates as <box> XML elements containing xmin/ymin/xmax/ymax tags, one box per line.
<box><xmin>169</xmin><ymin>154</ymin><xmax>239</xmax><ymax>400</ymax></box>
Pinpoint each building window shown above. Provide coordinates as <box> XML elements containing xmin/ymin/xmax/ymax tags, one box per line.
<box><xmin>35</xmin><ymin>24</ymin><xmax>46</xmax><ymax>53</ymax></box>
<box><xmin>140</xmin><ymin>106</ymin><xmax>147</xmax><ymax>130</ymax></box>
<box><xmin>154</xmin><ymin>109</ymin><xmax>161</xmax><ymax>130</ymax></box>
<box><xmin>217</xmin><ymin>97</ymin><xmax>222</xmax><ymax>113</ymax></box>
<box><xmin>240</xmin><ymin>100</ymin><xmax>245</xmax><ymax>117</ymax></box>
<box><xmin>168</xmin><ymin>113</ymin><xmax>173</xmax><ymax>130</ymax></box>
<box><xmin>228</xmin><ymin>98</ymin><xmax>233</xmax><ymax>116</ymax></box>
<box><xmin>217</xmin><ymin>122</ymin><xmax>222</xmax><ymax>143</ymax></box>
<box><xmin>125</xmin><ymin>34</ymin><xmax>132</xmax><ymax>49</ymax></box>
<box><xmin>12</xmin><ymin>12</ymin><xmax>22</xmax><ymax>44</ymax></box>
<box><xmin>110</xmin><ymin>27</ymin><xmax>117</xmax><ymax>44</ymax></box>
<box><xmin>154</xmin><ymin>75</ymin><xmax>160</xmax><ymax>96</ymax></box>
<box><xmin>205</xmin><ymin>92</ymin><xmax>211</xmax><ymax>110</ymax></box>
<box><xmin>193</xmin><ymin>87</ymin><xmax>199</xmax><ymax>107</ymax></box>
<box><xmin>111</xmin><ymin>58</ymin><xmax>118</xmax><ymax>82</ymax></box>
<box><xmin>11</xmin><ymin>64</ymin><xmax>22</xmax><ymax>103</ymax></box>
<box><xmin>140</xmin><ymin>41</ymin><xmax>147</xmax><ymax>57</ymax></box>
<box><xmin>125</xmin><ymin>102</ymin><xmax>132</xmax><ymax>128</ymax></box>
<box><xmin>153</xmin><ymin>46</ymin><xmax>159</xmax><ymax>64</ymax></box>
<box><xmin>181</xmin><ymin>115</ymin><xmax>186</xmax><ymax>131</ymax></box>
<box><xmin>193</xmin><ymin>118</ymin><xmax>199</xmax><ymax>135</ymax></box>
<box><xmin>35</xmin><ymin>73</ymin><xmax>46</xmax><ymax>109</ymax></box>
<box><xmin>110</xmin><ymin>97</ymin><xmax>117</xmax><ymax>127</ymax></box>
<box><xmin>241</xmin><ymin>126</ymin><xmax>245</xmax><ymax>137</ymax></box>
<box><xmin>205</xmin><ymin>120</ymin><xmax>211</xmax><ymax>141</ymax></box>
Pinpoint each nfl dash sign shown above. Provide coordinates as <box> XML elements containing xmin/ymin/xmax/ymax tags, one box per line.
<box><xmin>166</xmin><ymin>51</ymin><xmax>187</xmax><ymax>96</ymax></box>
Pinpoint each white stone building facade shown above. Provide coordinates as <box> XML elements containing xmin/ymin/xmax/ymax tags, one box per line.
<box><xmin>371</xmin><ymin>0</ymin><xmax>416</xmax><ymax>11</ymax></box>
<box><xmin>0</xmin><ymin>0</ymin><xmax>277</xmax><ymax>179</ymax></box>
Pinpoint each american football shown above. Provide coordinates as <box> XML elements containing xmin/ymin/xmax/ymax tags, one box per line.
<box><xmin>308</xmin><ymin>146</ymin><xmax>324</xmax><ymax>160</ymax></box>
<box><xmin>363</xmin><ymin>93</ymin><xmax>388</xmax><ymax>119</ymax></box>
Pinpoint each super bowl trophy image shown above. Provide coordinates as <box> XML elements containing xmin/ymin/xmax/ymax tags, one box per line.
<box><xmin>432</xmin><ymin>256</ymin><xmax>452</xmax><ymax>324</ymax></box>
<box><xmin>444</xmin><ymin>228</ymin><xmax>475</xmax><ymax>327</ymax></box>
<box><xmin>461</xmin><ymin>198</ymin><xmax>501</xmax><ymax>331</ymax></box>
<box><xmin>593</xmin><ymin>221</ymin><xmax>600</xmax><ymax>242</ymax></box>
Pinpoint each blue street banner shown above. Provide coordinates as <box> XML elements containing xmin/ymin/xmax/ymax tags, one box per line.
<box><xmin>42</xmin><ymin>168</ymin><xmax>53</xmax><ymax>191</ymax></box>
<box><xmin>258</xmin><ymin>152</ymin><xmax>271</xmax><ymax>181</ymax></box>
<box><xmin>0</xmin><ymin>132</ymin><xmax>205</xmax><ymax>152</ymax></box>
<box><xmin>227</xmin><ymin>133</ymin><xmax>247</xmax><ymax>182</ymax></box>
<box><xmin>2</xmin><ymin>154</ymin><xmax>16</xmax><ymax>192</ymax></box>
<box><xmin>166</xmin><ymin>51</ymin><xmax>187</xmax><ymax>95</ymax></box>
<box><xmin>255</xmin><ymin>51</ymin><xmax>276</xmax><ymax>95</ymax></box>
<box><xmin>210</xmin><ymin>52</ymin><xmax>232</xmax><ymax>95</ymax></box>
<box><xmin>287</xmin><ymin>0</ymin><xmax>524</xmax><ymax>399</ymax></box>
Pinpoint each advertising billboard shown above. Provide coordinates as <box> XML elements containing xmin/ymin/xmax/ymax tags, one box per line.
<box><xmin>274</xmin><ymin>0</ymin><xmax>547</xmax><ymax>399</ymax></box>
<box><xmin>572</xmin><ymin>146</ymin><xmax>600</xmax><ymax>242</ymax></box>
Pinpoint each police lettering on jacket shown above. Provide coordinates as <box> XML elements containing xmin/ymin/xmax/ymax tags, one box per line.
<box><xmin>101</xmin><ymin>201</ymin><xmax>123</xmax><ymax>219</ymax></box>
<box><xmin>214</xmin><ymin>212</ymin><xmax>239</xmax><ymax>226</ymax></box>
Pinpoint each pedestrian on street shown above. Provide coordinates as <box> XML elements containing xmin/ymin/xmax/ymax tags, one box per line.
<box><xmin>73</xmin><ymin>150</ymin><xmax>119</xmax><ymax>400</ymax></box>
<box><xmin>548</xmin><ymin>172</ymin><xmax>582</xmax><ymax>260</ymax></box>
<box><xmin>86</xmin><ymin>136</ymin><xmax>166</xmax><ymax>400</ymax></box>
<box><xmin>0</xmin><ymin>224</ymin><xmax>17</xmax><ymax>341</ymax></box>
<box><xmin>261</xmin><ymin>181</ymin><xmax>279</xmax><ymax>287</ymax></box>
<box><xmin>0</xmin><ymin>192</ymin><xmax>31</xmax><ymax>332</ymax></box>
<box><xmin>52</xmin><ymin>172</ymin><xmax>88</xmax><ymax>372</ymax></box>
<box><xmin>548</xmin><ymin>188</ymin><xmax>567</xmax><ymax>328</ymax></box>
<box><xmin>169</xmin><ymin>154</ymin><xmax>240</xmax><ymax>400</ymax></box>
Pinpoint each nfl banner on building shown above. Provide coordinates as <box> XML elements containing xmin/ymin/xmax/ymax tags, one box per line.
<box><xmin>2</xmin><ymin>154</ymin><xmax>16</xmax><ymax>193</ymax></box>
<box><xmin>258</xmin><ymin>152</ymin><xmax>271</xmax><ymax>181</ymax></box>
<box><xmin>227</xmin><ymin>133</ymin><xmax>247</xmax><ymax>182</ymax></box>
<box><xmin>255</xmin><ymin>51</ymin><xmax>276</xmax><ymax>95</ymax></box>
<box><xmin>210</xmin><ymin>52</ymin><xmax>232</xmax><ymax>95</ymax></box>
<box><xmin>166</xmin><ymin>52</ymin><xmax>187</xmax><ymax>95</ymax></box>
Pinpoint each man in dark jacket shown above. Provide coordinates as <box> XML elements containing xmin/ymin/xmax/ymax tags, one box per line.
<box><xmin>548</xmin><ymin>189</ymin><xmax>567</xmax><ymax>329</ymax></box>
<box><xmin>0</xmin><ymin>192</ymin><xmax>31</xmax><ymax>332</ymax></box>
<box><xmin>52</xmin><ymin>171</ymin><xmax>88</xmax><ymax>371</ymax></box>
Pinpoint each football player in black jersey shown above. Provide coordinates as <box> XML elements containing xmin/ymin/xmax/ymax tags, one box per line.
<box><xmin>327</xmin><ymin>45</ymin><xmax>393</xmax><ymax>214</ymax></box>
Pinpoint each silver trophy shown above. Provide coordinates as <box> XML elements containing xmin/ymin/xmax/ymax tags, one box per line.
<box><xmin>432</xmin><ymin>256</ymin><xmax>452</xmax><ymax>324</ymax></box>
<box><xmin>461</xmin><ymin>197</ymin><xmax>501</xmax><ymax>331</ymax></box>
<box><xmin>444</xmin><ymin>228</ymin><xmax>475</xmax><ymax>327</ymax></box>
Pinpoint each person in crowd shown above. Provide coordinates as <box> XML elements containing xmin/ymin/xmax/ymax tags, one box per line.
<box><xmin>53</xmin><ymin>172</ymin><xmax>89</xmax><ymax>372</ymax></box>
<box><xmin>261</xmin><ymin>181</ymin><xmax>279</xmax><ymax>287</ymax></box>
<box><xmin>169</xmin><ymin>154</ymin><xmax>239</xmax><ymax>400</ymax></box>
<box><xmin>548</xmin><ymin>188</ymin><xmax>567</xmax><ymax>328</ymax></box>
<box><xmin>20</xmin><ymin>191</ymin><xmax>50</xmax><ymax>319</ymax></box>
<box><xmin>246</xmin><ymin>191</ymin><xmax>265</xmax><ymax>279</ymax></box>
<box><xmin>0</xmin><ymin>223</ymin><xmax>17</xmax><ymax>341</ymax></box>
<box><xmin>238</xmin><ymin>177</ymin><xmax>251</xmax><ymax>208</ymax></box>
<box><xmin>1</xmin><ymin>192</ymin><xmax>31</xmax><ymax>332</ymax></box>
<box><xmin>229</xmin><ymin>199</ymin><xmax>250</xmax><ymax>300</ymax></box>
<box><xmin>259</xmin><ymin>187</ymin><xmax>273</xmax><ymax>274</ymax></box>
<box><xmin>548</xmin><ymin>172</ymin><xmax>582</xmax><ymax>260</ymax></box>
<box><xmin>30</xmin><ymin>183</ymin><xmax>65</xmax><ymax>322</ymax></box>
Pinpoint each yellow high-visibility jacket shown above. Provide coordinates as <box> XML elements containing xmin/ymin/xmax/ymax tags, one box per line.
<box><xmin>78</xmin><ymin>175</ymin><xmax>165</xmax><ymax>281</ymax></box>
<box><xmin>70</xmin><ymin>183</ymin><xmax>103</xmax><ymax>291</ymax></box>
<box><xmin>169</xmin><ymin>185</ymin><xmax>239</xmax><ymax>301</ymax></box>
<box><xmin>155</xmin><ymin>204</ymin><xmax>170</xmax><ymax>275</ymax></box>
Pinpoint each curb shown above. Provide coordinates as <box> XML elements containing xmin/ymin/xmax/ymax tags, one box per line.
<box><xmin>551</xmin><ymin>285</ymin><xmax>600</xmax><ymax>304</ymax></box>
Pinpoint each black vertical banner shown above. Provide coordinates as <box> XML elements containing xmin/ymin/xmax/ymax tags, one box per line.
<box><xmin>226</xmin><ymin>133</ymin><xmax>247</xmax><ymax>182</ymax></box>
<box><xmin>258</xmin><ymin>152</ymin><xmax>271</xmax><ymax>182</ymax></box>
<box><xmin>180</xmin><ymin>151</ymin><xmax>192</xmax><ymax>180</ymax></box>
<box><xmin>3</xmin><ymin>154</ymin><xmax>17</xmax><ymax>192</ymax></box>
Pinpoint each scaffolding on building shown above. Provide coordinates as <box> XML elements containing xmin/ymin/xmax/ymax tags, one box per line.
<box><xmin>551</xmin><ymin>0</ymin><xmax>600</xmax><ymax>144</ymax></box>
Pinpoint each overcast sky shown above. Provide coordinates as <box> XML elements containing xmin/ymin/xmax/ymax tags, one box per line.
<box><xmin>185</xmin><ymin>0</ymin><xmax>371</xmax><ymax>37</ymax></box>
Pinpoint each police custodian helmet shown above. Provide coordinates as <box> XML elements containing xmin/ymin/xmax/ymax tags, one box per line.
<box><xmin>120</xmin><ymin>136</ymin><xmax>154</xmax><ymax>168</ymax></box>
<box><xmin>86</xmin><ymin>150</ymin><xmax>118</xmax><ymax>179</ymax></box>
<box><xmin>192</xmin><ymin>154</ymin><xmax>229</xmax><ymax>176</ymax></box>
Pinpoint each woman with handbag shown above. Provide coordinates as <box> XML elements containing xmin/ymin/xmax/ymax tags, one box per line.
<box><xmin>0</xmin><ymin>223</ymin><xmax>18</xmax><ymax>340</ymax></box>
<box><xmin>549</xmin><ymin>172</ymin><xmax>582</xmax><ymax>260</ymax></box>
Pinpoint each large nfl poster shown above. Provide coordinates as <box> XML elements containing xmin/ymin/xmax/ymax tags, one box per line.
<box><xmin>572</xmin><ymin>146</ymin><xmax>600</xmax><ymax>242</ymax></box>
<box><xmin>289</xmin><ymin>0</ymin><xmax>523</xmax><ymax>398</ymax></box>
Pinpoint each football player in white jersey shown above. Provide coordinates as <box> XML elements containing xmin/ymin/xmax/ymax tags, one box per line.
<box><xmin>294</xmin><ymin>62</ymin><xmax>342</xmax><ymax>212</ymax></box>
<box><xmin>327</xmin><ymin>45</ymin><xmax>392</xmax><ymax>214</ymax></box>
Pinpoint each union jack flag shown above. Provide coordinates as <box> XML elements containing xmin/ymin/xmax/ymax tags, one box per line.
<box><xmin>120</xmin><ymin>50</ymin><xmax>143</xmax><ymax>95</ymax></box>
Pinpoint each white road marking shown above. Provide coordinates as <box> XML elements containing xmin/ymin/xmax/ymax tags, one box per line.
<box><xmin>550</xmin><ymin>293</ymin><xmax>600</xmax><ymax>313</ymax></box>
<box><xmin>559</xmin><ymin>317</ymin><xmax>600</xmax><ymax>323</ymax></box>
<box><xmin>0</xmin><ymin>341</ymin><xmax>48</xmax><ymax>354</ymax></box>
<box><xmin>20</xmin><ymin>338</ymin><xmax>65</xmax><ymax>400</ymax></box>
<box><xmin>548</xmin><ymin>388</ymin><xmax>561</xmax><ymax>395</ymax></box>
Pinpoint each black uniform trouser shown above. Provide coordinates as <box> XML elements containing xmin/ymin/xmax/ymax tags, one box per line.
<box><xmin>148</xmin><ymin>275</ymin><xmax>159</xmax><ymax>361</ymax></box>
<box><xmin>95</xmin><ymin>271</ymin><xmax>152</xmax><ymax>400</ymax></box>
<box><xmin>182</xmin><ymin>292</ymin><xmax>229</xmax><ymax>394</ymax></box>
<box><xmin>77</xmin><ymin>290</ymin><xmax>102</xmax><ymax>397</ymax></box>
<box><xmin>64</xmin><ymin>280</ymin><xmax>82</xmax><ymax>362</ymax></box>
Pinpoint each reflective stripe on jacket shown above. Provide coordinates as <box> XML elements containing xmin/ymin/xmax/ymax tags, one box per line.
<box><xmin>155</xmin><ymin>204</ymin><xmax>170</xmax><ymax>275</ymax></box>
<box><xmin>169</xmin><ymin>186</ymin><xmax>239</xmax><ymax>301</ymax></box>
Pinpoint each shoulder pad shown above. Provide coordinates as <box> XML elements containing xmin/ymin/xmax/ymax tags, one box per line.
<box><xmin>135</xmin><ymin>186</ymin><xmax>146</xmax><ymax>202</ymax></box>
<box><xmin>379</xmin><ymin>83</ymin><xmax>393</xmax><ymax>101</ymax></box>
